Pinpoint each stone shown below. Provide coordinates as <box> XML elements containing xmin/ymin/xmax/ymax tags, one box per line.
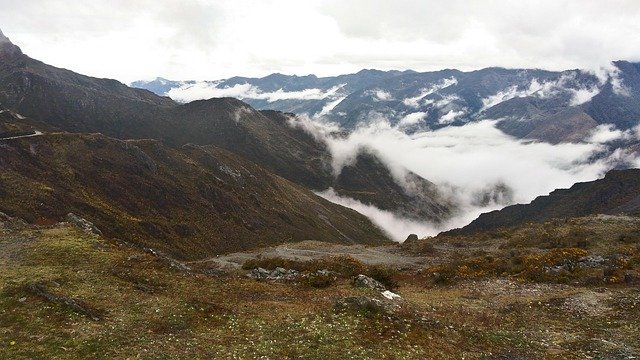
<box><xmin>405</xmin><ymin>234</ymin><xmax>419</xmax><ymax>242</ymax></box>
<box><xmin>352</xmin><ymin>274</ymin><xmax>387</xmax><ymax>291</ymax></box>
<box><xmin>334</xmin><ymin>296</ymin><xmax>400</xmax><ymax>315</ymax></box>
<box><xmin>65</xmin><ymin>213</ymin><xmax>102</xmax><ymax>236</ymax></box>
<box><xmin>624</xmin><ymin>271</ymin><xmax>640</xmax><ymax>284</ymax></box>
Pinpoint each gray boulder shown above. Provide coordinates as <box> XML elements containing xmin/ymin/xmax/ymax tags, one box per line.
<box><xmin>66</xmin><ymin>213</ymin><xmax>102</xmax><ymax>236</ymax></box>
<box><xmin>352</xmin><ymin>274</ymin><xmax>386</xmax><ymax>291</ymax></box>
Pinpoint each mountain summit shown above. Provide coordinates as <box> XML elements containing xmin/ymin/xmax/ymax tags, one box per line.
<box><xmin>0</xmin><ymin>28</ymin><xmax>22</xmax><ymax>57</ymax></box>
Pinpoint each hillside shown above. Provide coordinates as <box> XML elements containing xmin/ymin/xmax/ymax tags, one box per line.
<box><xmin>0</xmin><ymin>31</ymin><xmax>453</xmax><ymax>223</ymax></box>
<box><xmin>0</xmin><ymin>130</ymin><xmax>390</xmax><ymax>258</ymax></box>
<box><xmin>2</xmin><ymin>209</ymin><xmax>639</xmax><ymax>358</ymax></box>
<box><xmin>448</xmin><ymin>169</ymin><xmax>640</xmax><ymax>235</ymax></box>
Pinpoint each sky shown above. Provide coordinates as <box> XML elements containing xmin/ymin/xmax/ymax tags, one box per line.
<box><xmin>1</xmin><ymin>0</ymin><xmax>640</xmax><ymax>83</ymax></box>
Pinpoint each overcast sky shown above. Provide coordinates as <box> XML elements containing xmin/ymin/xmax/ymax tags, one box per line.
<box><xmin>1</xmin><ymin>0</ymin><xmax>639</xmax><ymax>83</ymax></box>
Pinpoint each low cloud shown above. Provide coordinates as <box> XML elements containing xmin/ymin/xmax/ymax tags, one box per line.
<box><xmin>479</xmin><ymin>67</ymin><xmax>630</xmax><ymax>111</ymax></box>
<box><xmin>438</xmin><ymin>109</ymin><xmax>465</xmax><ymax>124</ymax></box>
<box><xmin>316</xmin><ymin>188</ymin><xmax>440</xmax><ymax>241</ymax></box>
<box><xmin>366</xmin><ymin>89</ymin><xmax>394</xmax><ymax>101</ymax></box>
<box><xmin>296</xmin><ymin>116</ymin><xmax>637</xmax><ymax>240</ymax></box>
<box><xmin>166</xmin><ymin>82</ymin><xmax>344</xmax><ymax>103</ymax></box>
<box><xmin>397</xmin><ymin>111</ymin><xmax>427</xmax><ymax>127</ymax></box>
<box><xmin>402</xmin><ymin>77</ymin><xmax>458</xmax><ymax>108</ymax></box>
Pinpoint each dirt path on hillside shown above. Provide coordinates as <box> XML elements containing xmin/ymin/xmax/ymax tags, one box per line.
<box><xmin>189</xmin><ymin>241</ymin><xmax>433</xmax><ymax>270</ymax></box>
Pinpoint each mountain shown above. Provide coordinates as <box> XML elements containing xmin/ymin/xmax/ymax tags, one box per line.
<box><xmin>0</xmin><ymin>30</ymin><xmax>453</xmax><ymax>224</ymax></box>
<box><xmin>447</xmin><ymin>169</ymin><xmax>640</xmax><ymax>235</ymax></box>
<box><xmin>0</xmin><ymin>113</ymin><xmax>390</xmax><ymax>258</ymax></box>
<box><xmin>134</xmin><ymin>63</ymin><xmax>640</xmax><ymax>144</ymax></box>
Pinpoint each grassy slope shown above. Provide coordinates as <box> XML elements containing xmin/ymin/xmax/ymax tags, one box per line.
<box><xmin>1</xmin><ymin>215</ymin><xmax>639</xmax><ymax>359</ymax></box>
<box><xmin>0</xmin><ymin>132</ymin><xmax>389</xmax><ymax>259</ymax></box>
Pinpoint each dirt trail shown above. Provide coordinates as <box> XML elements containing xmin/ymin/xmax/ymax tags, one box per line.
<box><xmin>190</xmin><ymin>241</ymin><xmax>432</xmax><ymax>269</ymax></box>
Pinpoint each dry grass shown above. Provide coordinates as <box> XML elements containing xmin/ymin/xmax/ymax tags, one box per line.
<box><xmin>1</xmin><ymin>218</ymin><xmax>639</xmax><ymax>358</ymax></box>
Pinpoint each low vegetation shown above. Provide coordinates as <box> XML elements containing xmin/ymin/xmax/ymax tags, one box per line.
<box><xmin>1</xmin><ymin>214</ymin><xmax>639</xmax><ymax>358</ymax></box>
<box><xmin>242</xmin><ymin>255</ymin><xmax>399</xmax><ymax>290</ymax></box>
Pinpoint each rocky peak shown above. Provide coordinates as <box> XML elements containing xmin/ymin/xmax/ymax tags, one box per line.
<box><xmin>0</xmin><ymin>28</ymin><xmax>23</xmax><ymax>57</ymax></box>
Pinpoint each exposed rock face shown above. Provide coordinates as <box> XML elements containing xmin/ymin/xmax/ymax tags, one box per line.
<box><xmin>247</xmin><ymin>267</ymin><xmax>300</xmax><ymax>281</ymax></box>
<box><xmin>334</xmin><ymin>295</ymin><xmax>402</xmax><ymax>316</ymax></box>
<box><xmin>0</xmin><ymin>212</ymin><xmax>27</xmax><ymax>230</ymax></box>
<box><xmin>449</xmin><ymin>169</ymin><xmax>640</xmax><ymax>235</ymax></box>
<box><xmin>66</xmin><ymin>213</ymin><xmax>103</xmax><ymax>236</ymax></box>
<box><xmin>352</xmin><ymin>274</ymin><xmax>387</xmax><ymax>291</ymax></box>
<box><xmin>0</xmin><ymin>28</ymin><xmax>23</xmax><ymax>58</ymax></box>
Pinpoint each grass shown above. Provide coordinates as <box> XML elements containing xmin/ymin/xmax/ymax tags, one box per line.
<box><xmin>1</xmin><ymin>217</ymin><xmax>639</xmax><ymax>358</ymax></box>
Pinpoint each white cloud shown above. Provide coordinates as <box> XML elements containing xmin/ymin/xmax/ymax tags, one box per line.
<box><xmin>316</xmin><ymin>96</ymin><xmax>346</xmax><ymax>117</ymax></box>
<box><xmin>480</xmin><ymin>72</ymin><xmax>606</xmax><ymax>111</ymax></box>
<box><xmin>432</xmin><ymin>94</ymin><xmax>460</xmax><ymax>109</ymax></box>
<box><xmin>316</xmin><ymin>188</ymin><xmax>440</xmax><ymax>241</ymax></box>
<box><xmin>402</xmin><ymin>77</ymin><xmax>458</xmax><ymax>108</ymax></box>
<box><xmin>568</xmin><ymin>85</ymin><xmax>600</xmax><ymax>106</ymax></box>
<box><xmin>397</xmin><ymin>111</ymin><xmax>427</xmax><ymax>127</ymax></box>
<box><xmin>438</xmin><ymin>110</ymin><xmax>465</xmax><ymax>124</ymax></box>
<box><xmin>166</xmin><ymin>82</ymin><xmax>344</xmax><ymax>103</ymax></box>
<box><xmin>587</xmin><ymin>124</ymin><xmax>638</xmax><ymax>143</ymax></box>
<box><xmin>292</xmin><ymin>116</ymin><xmax>635</xmax><ymax>239</ymax></box>
<box><xmin>3</xmin><ymin>1</ymin><xmax>640</xmax><ymax>83</ymax></box>
<box><xmin>367</xmin><ymin>89</ymin><xmax>393</xmax><ymax>101</ymax></box>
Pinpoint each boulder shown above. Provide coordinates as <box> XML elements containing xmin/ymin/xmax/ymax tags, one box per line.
<box><xmin>66</xmin><ymin>213</ymin><xmax>102</xmax><ymax>236</ymax></box>
<box><xmin>335</xmin><ymin>296</ymin><xmax>400</xmax><ymax>316</ymax></box>
<box><xmin>352</xmin><ymin>274</ymin><xmax>386</xmax><ymax>291</ymax></box>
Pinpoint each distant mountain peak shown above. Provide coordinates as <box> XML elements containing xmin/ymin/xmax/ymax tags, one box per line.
<box><xmin>0</xmin><ymin>28</ymin><xmax>22</xmax><ymax>56</ymax></box>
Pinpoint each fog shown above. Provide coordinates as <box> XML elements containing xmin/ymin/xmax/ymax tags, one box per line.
<box><xmin>167</xmin><ymin>82</ymin><xmax>344</xmax><ymax>103</ymax></box>
<box><xmin>297</xmin><ymin>115</ymin><xmax>639</xmax><ymax>241</ymax></box>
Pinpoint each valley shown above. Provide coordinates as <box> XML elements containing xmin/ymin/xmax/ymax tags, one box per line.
<box><xmin>1</xmin><ymin>15</ymin><xmax>640</xmax><ymax>359</ymax></box>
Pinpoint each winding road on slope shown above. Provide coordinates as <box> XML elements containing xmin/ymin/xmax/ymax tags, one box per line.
<box><xmin>0</xmin><ymin>130</ymin><xmax>43</xmax><ymax>140</ymax></box>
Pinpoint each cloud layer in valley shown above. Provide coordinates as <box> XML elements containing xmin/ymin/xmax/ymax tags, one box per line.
<box><xmin>293</xmin><ymin>115</ymin><xmax>640</xmax><ymax>240</ymax></box>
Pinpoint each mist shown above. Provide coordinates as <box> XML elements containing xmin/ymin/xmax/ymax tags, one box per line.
<box><xmin>166</xmin><ymin>82</ymin><xmax>344</xmax><ymax>103</ymax></box>
<box><xmin>298</xmin><ymin>115</ymin><xmax>639</xmax><ymax>241</ymax></box>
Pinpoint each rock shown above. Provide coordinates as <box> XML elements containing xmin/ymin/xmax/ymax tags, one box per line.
<box><xmin>247</xmin><ymin>267</ymin><xmax>271</xmax><ymax>280</ymax></box>
<box><xmin>577</xmin><ymin>255</ymin><xmax>606</xmax><ymax>268</ymax></box>
<box><xmin>26</xmin><ymin>282</ymin><xmax>104</xmax><ymax>321</ymax></box>
<box><xmin>624</xmin><ymin>271</ymin><xmax>640</xmax><ymax>284</ymax></box>
<box><xmin>405</xmin><ymin>234</ymin><xmax>419</xmax><ymax>242</ymax></box>
<box><xmin>335</xmin><ymin>296</ymin><xmax>400</xmax><ymax>315</ymax></box>
<box><xmin>65</xmin><ymin>213</ymin><xmax>102</xmax><ymax>236</ymax></box>
<box><xmin>352</xmin><ymin>274</ymin><xmax>387</xmax><ymax>291</ymax></box>
<box><xmin>0</xmin><ymin>211</ymin><xmax>27</xmax><ymax>230</ymax></box>
<box><xmin>142</xmin><ymin>247</ymin><xmax>191</xmax><ymax>272</ymax></box>
<box><xmin>247</xmin><ymin>267</ymin><xmax>299</xmax><ymax>281</ymax></box>
<box><xmin>381</xmin><ymin>290</ymin><xmax>402</xmax><ymax>300</ymax></box>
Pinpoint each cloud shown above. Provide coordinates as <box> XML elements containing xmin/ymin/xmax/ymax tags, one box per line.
<box><xmin>316</xmin><ymin>188</ymin><xmax>439</xmax><ymax>241</ymax></box>
<box><xmin>438</xmin><ymin>110</ymin><xmax>465</xmax><ymax>124</ymax></box>
<box><xmin>402</xmin><ymin>77</ymin><xmax>458</xmax><ymax>108</ymax></box>
<box><xmin>568</xmin><ymin>85</ymin><xmax>600</xmax><ymax>106</ymax></box>
<box><xmin>4</xmin><ymin>1</ymin><xmax>640</xmax><ymax>83</ymax></box>
<box><xmin>397</xmin><ymin>111</ymin><xmax>427</xmax><ymax>127</ymax></box>
<box><xmin>316</xmin><ymin>96</ymin><xmax>346</xmax><ymax>117</ymax></box>
<box><xmin>166</xmin><ymin>82</ymin><xmax>344</xmax><ymax>103</ymax></box>
<box><xmin>587</xmin><ymin>124</ymin><xmax>640</xmax><ymax>144</ymax></box>
<box><xmin>480</xmin><ymin>72</ymin><xmax>607</xmax><ymax>111</ymax></box>
<box><xmin>366</xmin><ymin>89</ymin><xmax>394</xmax><ymax>101</ymax></box>
<box><xmin>294</xmin><ymin>116</ymin><xmax>636</xmax><ymax>239</ymax></box>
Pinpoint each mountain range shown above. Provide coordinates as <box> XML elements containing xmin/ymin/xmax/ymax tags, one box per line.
<box><xmin>133</xmin><ymin>62</ymin><xmax>640</xmax><ymax>145</ymax></box>
<box><xmin>2</xmin><ymin>28</ymin><xmax>640</xmax><ymax>259</ymax></box>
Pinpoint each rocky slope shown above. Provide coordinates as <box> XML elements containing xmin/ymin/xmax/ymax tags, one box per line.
<box><xmin>0</xmin><ymin>130</ymin><xmax>390</xmax><ymax>258</ymax></box>
<box><xmin>448</xmin><ymin>169</ymin><xmax>640</xmax><ymax>235</ymax></box>
<box><xmin>0</xmin><ymin>31</ymin><xmax>452</xmax><ymax>223</ymax></box>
